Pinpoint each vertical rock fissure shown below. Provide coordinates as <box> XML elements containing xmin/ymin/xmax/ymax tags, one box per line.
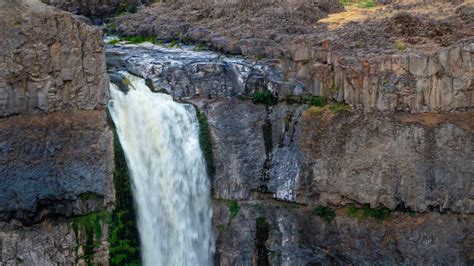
<box><xmin>260</xmin><ymin>106</ymin><xmax>273</xmax><ymax>193</ymax></box>
<box><xmin>255</xmin><ymin>217</ymin><xmax>270</xmax><ymax>266</ymax></box>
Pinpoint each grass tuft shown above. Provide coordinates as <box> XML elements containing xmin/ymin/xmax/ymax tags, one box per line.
<box><xmin>347</xmin><ymin>203</ymin><xmax>391</xmax><ymax>220</ymax></box>
<box><xmin>227</xmin><ymin>200</ymin><xmax>240</xmax><ymax>224</ymax></box>
<box><xmin>312</xmin><ymin>206</ymin><xmax>336</xmax><ymax>223</ymax></box>
<box><xmin>341</xmin><ymin>0</ymin><xmax>376</xmax><ymax>8</ymax></box>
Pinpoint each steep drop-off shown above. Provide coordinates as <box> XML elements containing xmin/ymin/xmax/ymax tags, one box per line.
<box><xmin>0</xmin><ymin>0</ymin><xmax>113</xmax><ymax>264</ymax></box>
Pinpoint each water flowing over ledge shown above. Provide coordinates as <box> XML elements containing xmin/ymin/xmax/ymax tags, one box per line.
<box><xmin>108</xmin><ymin>72</ymin><xmax>214</xmax><ymax>265</ymax></box>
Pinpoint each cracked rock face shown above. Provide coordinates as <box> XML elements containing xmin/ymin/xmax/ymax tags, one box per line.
<box><xmin>0</xmin><ymin>0</ymin><xmax>109</xmax><ymax>117</ymax></box>
<box><xmin>213</xmin><ymin>201</ymin><xmax>474</xmax><ymax>265</ymax></box>
<box><xmin>109</xmin><ymin>41</ymin><xmax>474</xmax><ymax>263</ymax></box>
<box><xmin>0</xmin><ymin>1</ymin><xmax>113</xmax><ymax>264</ymax></box>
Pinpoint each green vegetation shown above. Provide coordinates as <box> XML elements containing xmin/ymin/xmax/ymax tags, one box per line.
<box><xmin>216</xmin><ymin>224</ymin><xmax>226</xmax><ymax>232</ymax></box>
<box><xmin>193</xmin><ymin>43</ymin><xmax>207</xmax><ymax>52</ymax></box>
<box><xmin>196</xmin><ymin>109</ymin><xmax>215</xmax><ymax>178</ymax></box>
<box><xmin>312</xmin><ymin>206</ymin><xmax>336</xmax><ymax>223</ymax></box>
<box><xmin>107</xmin><ymin>116</ymin><xmax>141</xmax><ymax>266</ymax></box>
<box><xmin>108</xmin><ymin>39</ymin><xmax>121</xmax><ymax>45</ymax></box>
<box><xmin>252</xmin><ymin>90</ymin><xmax>274</xmax><ymax>106</ymax></box>
<box><xmin>304</xmin><ymin>106</ymin><xmax>324</xmax><ymax>117</ymax></box>
<box><xmin>72</xmin><ymin>210</ymin><xmax>110</xmax><ymax>264</ymax></box>
<box><xmin>309</xmin><ymin>96</ymin><xmax>328</xmax><ymax>107</ymax></box>
<box><xmin>341</xmin><ymin>0</ymin><xmax>376</xmax><ymax>8</ymax></box>
<box><xmin>227</xmin><ymin>200</ymin><xmax>240</xmax><ymax>224</ymax></box>
<box><xmin>330</xmin><ymin>83</ymin><xmax>340</xmax><ymax>94</ymax></box>
<box><xmin>347</xmin><ymin>203</ymin><xmax>391</xmax><ymax>220</ymax></box>
<box><xmin>395</xmin><ymin>41</ymin><xmax>407</xmax><ymax>51</ymax></box>
<box><xmin>115</xmin><ymin>3</ymin><xmax>138</xmax><ymax>16</ymax></box>
<box><xmin>79</xmin><ymin>192</ymin><xmax>101</xmax><ymax>201</ymax></box>
<box><xmin>127</xmin><ymin>4</ymin><xmax>137</xmax><ymax>13</ymax></box>
<box><xmin>167</xmin><ymin>39</ymin><xmax>179</xmax><ymax>48</ymax></box>
<box><xmin>122</xmin><ymin>35</ymin><xmax>157</xmax><ymax>44</ymax></box>
<box><xmin>329</xmin><ymin>102</ymin><xmax>351</xmax><ymax>113</ymax></box>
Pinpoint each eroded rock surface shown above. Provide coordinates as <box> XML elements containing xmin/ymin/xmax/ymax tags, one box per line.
<box><xmin>0</xmin><ymin>0</ymin><xmax>109</xmax><ymax>117</ymax></box>
<box><xmin>0</xmin><ymin>0</ymin><xmax>113</xmax><ymax>264</ymax></box>
<box><xmin>213</xmin><ymin>200</ymin><xmax>474</xmax><ymax>265</ymax></box>
<box><xmin>109</xmin><ymin>40</ymin><xmax>474</xmax><ymax>263</ymax></box>
<box><xmin>41</xmin><ymin>0</ymin><xmax>150</xmax><ymax>17</ymax></box>
<box><xmin>113</xmin><ymin>0</ymin><xmax>474</xmax><ymax>112</ymax></box>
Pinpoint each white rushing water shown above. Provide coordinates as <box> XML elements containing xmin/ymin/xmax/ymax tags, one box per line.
<box><xmin>108</xmin><ymin>72</ymin><xmax>214</xmax><ymax>266</ymax></box>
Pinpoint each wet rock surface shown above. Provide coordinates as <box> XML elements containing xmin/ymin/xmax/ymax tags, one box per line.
<box><xmin>106</xmin><ymin>44</ymin><xmax>289</xmax><ymax>99</ymax></box>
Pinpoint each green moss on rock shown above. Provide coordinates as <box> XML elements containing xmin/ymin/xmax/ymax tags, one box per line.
<box><xmin>196</xmin><ymin>109</ymin><xmax>215</xmax><ymax>179</ymax></box>
<box><xmin>72</xmin><ymin>210</ymin><xmax>110</xmax><ymax>264</ymax></box>
<box><xmin>107</xmin><ymin>113</ymin><xmax>141</xmax><ymax>266</ymax></box>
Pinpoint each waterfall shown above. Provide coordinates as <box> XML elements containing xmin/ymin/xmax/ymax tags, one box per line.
<box><xmin>108</xmin><ymin>72</ymin><xmax>214</xmax><ymax>266</ymax></box>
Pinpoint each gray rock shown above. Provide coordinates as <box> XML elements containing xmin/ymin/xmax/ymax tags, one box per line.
<box><xmin>41</xmin><ymin>0</ymin><xmax>150</xmax><ymax>17</ymax></box>
<box><xmin>0</xmin><ymin>217</ymin><xmax>109</xmax><ymax>265</ymax></box>
<box><xmin>213</xmin><ymin>200</ymin><xmax>474</xmax><ymax>265</ymax></box>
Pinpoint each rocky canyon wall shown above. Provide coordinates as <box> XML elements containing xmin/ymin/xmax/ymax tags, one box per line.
<box><xmin>107</xmin><ymin>37</ymin><xmax>473</xmax><ymax>263</ymax></box>
<box><xmin>41</xmin><ymin>0</ymin><xmax>151</xmax><ymax>17</ymax></box>
<box><xmin>0</xmin><ymin>0</ymin><xmax>113</xmax><ymax>264</ymax></box>
<box><xmin>109</xmin><ymin>0</ymin><xmax>474</xmax><ymax>263</ymax></box>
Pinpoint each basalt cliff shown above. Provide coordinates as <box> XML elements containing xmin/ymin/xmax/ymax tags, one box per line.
<box><xmin>1</xmin><ymin>0</ymin><xmax>473</xmax><ymax>265</ymax></box>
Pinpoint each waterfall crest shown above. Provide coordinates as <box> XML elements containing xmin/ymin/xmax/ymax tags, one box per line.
<box><xmin>108</xmin><ymin>73</ymin><xmax>214</xmax><ymax>266</ymax></box>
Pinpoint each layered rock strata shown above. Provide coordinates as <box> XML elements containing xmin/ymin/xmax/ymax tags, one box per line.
<box><xmin>0</xmin><ymin>0</ymin><xmax>113</xmax><ymax>264</ymax></box>
<box><xmin>113</xmin><ymin>0</ymin><xmax>474</xmax><ymax>113</ymax></box>
<box><xmin>108</xmin><ymin>40</ymin><xmax>474</xmax><ymax>263</ymax></box>
<box><xmin>41</xmin><ymin>0</ymin><xmax>150</xmax><ymax>17</ymax></box>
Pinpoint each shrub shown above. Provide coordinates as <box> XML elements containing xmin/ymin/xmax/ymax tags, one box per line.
<box><xmin>329</xmin><ymin>102</ymin><xmax>350</xmax><ymax>113</ymax></box>
<box><xmin>312</xmin><ymin>206</ymin><xmax>336</xmax><ymax>223</ymax></box>
<box><xmin>310</xmin><ymin>96</ymin><xmax>328</xmax><ymax>107</ymax></box>
<box><xmin>395</xmin><ymin>41</ymin><xmax>407</xmax><ymax>51</ymax></box>
<box><xmin>168</xmin><ymin>39</ymin><xmax>179</xmax><ymax>48</ymax></box>
<box><xmin>127</xmin><ymin>4</ymin><xmax>137</xmax><ymax>13</ymax></box>
<box><xmin>228</xmin><ymin>200</ymin><xmax>240</xmax><ymax>224</ymax></box>
<box><xmin>252</xmin><ymin>90</ymin><xmax>273</xmax><ymax>105</ymax></box>
<box><xmin>108</xmin><ymin>39</ymin><xmax>121</xmax><ymax>45</ymax></box>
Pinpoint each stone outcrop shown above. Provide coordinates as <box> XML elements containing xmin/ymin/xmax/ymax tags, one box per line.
<box><xmin>41</xmin><ymin>0</ymin><xmax>150</xmax><ymax>17</ymax></box>
<box><xmin>0</xmin><ymin>0</ymin><xmax>112</xmax><ymax>264</ymax></box>
<box><xmin>113</xmin><ymin>0</ymin><xmax>474</xmax><ymax>113</ymax></box>
<box><xmin>213</xmin><ymin>200</ymin><xmax>474</xmax><ymax>265</ymax></box>
<box><xmin>0</xmin><ymin>0</ymin><xmax>108</xmax><ymax>117</ymax></box>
